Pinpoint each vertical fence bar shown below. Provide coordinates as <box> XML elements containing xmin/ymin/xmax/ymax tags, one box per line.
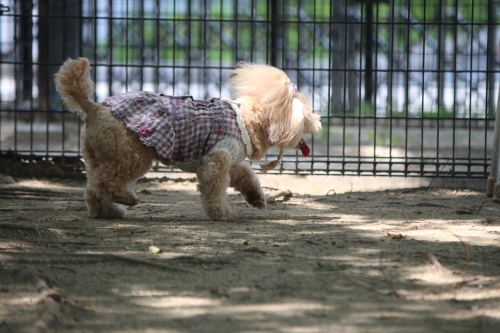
<box><xmin>486</xmin><ymin>71</ymin><xmax>500</xmax><ymax>196</ymax></box>
<box><xmin>108</xmin><ymin>0</ymin><xmax>113</xmax><ymax>98</ymax></box>
<box><xmin>172</xmin><ymin>0</ymin><xmax>177</xmax><ymax>95</ymax></box>
<box><xmin>484</xmin><ymin>0</ymin><xmax>496</xmax><ymax>178</ymax></box>
<box><xmin>449</xmin><ymin>0</ymin><xmax>458</xmax><ymax>177</ymax></box>
<box><xmin>420</xmin><ymin>0</ymin><xmax>427</xmax><ymax>176</ymax></box>
<box><xmin>357</xmin><ymin>1</ymin><xmax>363</xmax><ymax>175</ymax></box>
<box><xmin>139</xmin><ymin>1</ymin><xmax>144</xmax><ymax>91</ymax></box>
<box><xmin>339</xmin><ymin>0</ymin><xmax>345</xmax><ymax>175</ymax></box>
<box><xmin>13</xmin><ymin>1</ymin><xmax>19</xmax><ymax>155</ymax></box>
<box><xmin>388</xmin><ymin>0</ymin><xmax>395</xmax><ymax>175</ymax></box>
<box><xmin>467</xmin><ymin>0</ymin><xmax>475</xmax><ymax>177</ymax></box>
<box><xmin>270</xmin><ymin>0</ymin><xmax>279</xmax><ymax>67</ymax></box>
<box><xmin>436</xmin><ymin>0</ymin><xmax>444</xmax><ymax>176</ymax></box>
<box><xmin>404</xmin><ymin>1</ymin><xmax>410</xmax><ymax>176</ymax></box>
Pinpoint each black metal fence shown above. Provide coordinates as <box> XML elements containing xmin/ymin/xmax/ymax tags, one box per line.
<box><xmin>0</xmin><ymin>0</ymin><xmax>498</xmax><ymax>178</ymax></box>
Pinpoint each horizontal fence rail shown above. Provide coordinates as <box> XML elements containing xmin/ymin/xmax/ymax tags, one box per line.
<box><xmin>0</xmin><ymin>0</ymin><xmax>497</xmax><ymax>178</ymax></box>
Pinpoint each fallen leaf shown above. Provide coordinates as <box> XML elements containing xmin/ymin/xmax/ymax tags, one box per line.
<box><xmin>454</xmin><ymin>209</ymin><xmax>474</xmax><ymax>215</ymax></box>
<box><xmin>266</xmin><ymin>190</ymin><xmax>292</xmax><ymax>204</ymax></box>
<box><xmin>387</xmin><ymin>233</ymin><xmax>408</xmax><ymax>240</ymax></box>
<box><xmin>149</xmin><ymin>245</ymin><xmax>163</xmax><ymax>254</ymax></box>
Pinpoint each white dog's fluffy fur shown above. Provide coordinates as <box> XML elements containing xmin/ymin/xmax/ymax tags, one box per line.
<box><xmin>55</xmin><ymin>58</ymin><xmax>321</xmax><ymax>220</ymax></box>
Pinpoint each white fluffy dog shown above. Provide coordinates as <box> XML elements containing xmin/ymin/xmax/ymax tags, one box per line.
<box><xmin>55</xmin><ymin>58</ymin><xmax>321</xmax><ymax>220</ymax></box>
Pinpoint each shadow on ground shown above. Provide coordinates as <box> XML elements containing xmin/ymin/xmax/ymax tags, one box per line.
<box><xmin>1</xmin><ymin>176</ymin><xmax>500</xmax><ymax>332</ymax></box>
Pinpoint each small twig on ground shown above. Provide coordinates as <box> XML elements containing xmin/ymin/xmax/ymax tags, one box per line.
<box><xmin>476</xmin><ymin>201</ymin><xmax>487</xmax><ymax>215</ymax></box>
<box><xmin>103</xmin><ymin>254</ymin><xmax>195</xmax><ymax>274</ymax></box>
<box><xmin>385</xmin><ymin>227</ymin><xmax>471</xmax><ymax>291</ymax></box>
<box><xmin>266</xmin><ymin>189</ymin><xmax>292</xmax><ymax>204</ymax></box>
<box><xmin>144</xmin><ymin>208</ymin><xmax>170</xmax><ymax>215</ymax></box>
<box><xmin>379</xmin><ymin>239</ymin><xmax>406</xmax><ymax>300</ymax></box>
<box><xmin>0</xmin><ymin>222</ymin><xmax>43</xmax><ymax>237</ymax></box>
<box><xmin>0</xmin><ymin>222</ymin><xmax>41</xmax><ymax>231</ymax></box>
<box><xmin>427</xmin><ymin>254</ymin><xmax>443</xmax><ymax>277</ymax></box>
<box><xmin>0</xmin><ymin>254</ymin><xmax>104</xmax><ymax>265</ymax></box>
<box><xmin>49</xmin><ymin>265</ymin><xmax>77</xmax><ymax>274</ymax></box>
<box><xmin>242</xmin><ymin>247</ymin><xmax>269</xmax><ymax>255</ymax></box>
<box><xmin>414</xmin><ymin>202</ymin><xmax>448</xmax><ymax>208</ymax></box>
<box><xmin>450</xmin><ymin>233</ymin><xmax>469</xmax><ymax>289</ymax></box>
<box><xmin>114</xmin><ymin>254</ymin><xmax>193</xmax><ymax>272</ymax></box>
<box><xmin>13</xmin><ymin>267</ymin><xmax>92</xmax><ymax>333</ymax></box>
<box><xmin>387</xmin><ymin>233</ymin><xmax>408</xmax><ymax>240</ymax></box>
<box><xmin>169</xmin><ymin>255</ymin><xmax>235</xmax><ymax>264</ymax></box>
<box><xmin>0</xmin><ymin>253</ymin><xmax>193</xmax><ymax>274</ymax></box>
<box><xmin>379</xmin><ymin>262</ymin><xmax>406</xmax><ymax>300</ymax></box>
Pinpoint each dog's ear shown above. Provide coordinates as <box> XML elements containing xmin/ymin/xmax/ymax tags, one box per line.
<box><xmin>302</xmin><ymin>104</ymin><xmax>321</xmax><ymax>135</ymax></box>
<box><xmin>230</xmin><ymin>63</ymin><xmax>296</xmax><ymax>144</ymax></box>
<box><xmin>266</xmin><ymin>91</ymin><xmax>298</xmax><ymax>145</ymax></box>
<box><xmin>268</xmin><ymin>98</ymin><xmax>305</xmax><ymax>146</ymax></box>
<box><xmin>294</xmin><ymin>92</ymin><xmax>321</xmax><ymax>135</ymax></box>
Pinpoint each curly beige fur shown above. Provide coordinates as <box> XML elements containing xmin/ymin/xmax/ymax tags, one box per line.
<box><xmin>54</xmin><ymin>58</ymin><xmax>321</xmax><ymax>220</ymax></box>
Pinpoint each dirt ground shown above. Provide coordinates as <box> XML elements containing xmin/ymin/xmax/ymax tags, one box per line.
<box><xmin>1</xmin><ymin>173</ymin><xmax>500</xmax><ymax>333</ymax></box>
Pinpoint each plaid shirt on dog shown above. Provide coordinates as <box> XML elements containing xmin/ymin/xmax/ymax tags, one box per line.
<box><xmin>103</xmin><ymin>92</ymin><xmax>244</xmax><ymax>163</ymax></box>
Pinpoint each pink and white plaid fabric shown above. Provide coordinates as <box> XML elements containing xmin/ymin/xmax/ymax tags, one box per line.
<box><xmin>103</xmin><ymin>92</ymin><xmax>243</xmax><ymax>163</ymax></box>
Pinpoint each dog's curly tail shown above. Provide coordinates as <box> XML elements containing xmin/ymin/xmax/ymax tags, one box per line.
<box><xmin>54</xmin><ymin>58</ymin><xmax>98</xmax><ymax>115</ymax></box>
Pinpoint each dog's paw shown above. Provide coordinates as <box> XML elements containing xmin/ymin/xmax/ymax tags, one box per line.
<box><xmin>113</xmin><ymin>194</ymin><xmax>141</xmax><ymax>206</ymax></box>
<box><xmin>88</xmin><ymin>203</ymin><xmax>127</xmax><ymax>219</ymax></box>
<box><xmin>247</xmin><ymin>198</ymin><xmax>267</xmax><ymax>209</ymax></box>
<box><xmin>116</xmin><ymin>197</ymin><xmax>140</xmax><ymax>206</ymax></box>
<box><xmin>225</xmin><ymin>209</ymin><xmax>238</xmax><ymax>220</ymax></box>
<box><xmin>205</xmin><ymin>206</ymin><xmax>238</xmax><ymax>221</ymax></box>
<box><xmin>243</xmin><ymin>189</ymin><xmax>267</xmax><ymax>209</ymax></box>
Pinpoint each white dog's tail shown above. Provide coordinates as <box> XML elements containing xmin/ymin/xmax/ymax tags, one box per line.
<box><xmin>54</xmin><ymin>58</ymin><xmax>98</xmax><ymax>115</ymax></box>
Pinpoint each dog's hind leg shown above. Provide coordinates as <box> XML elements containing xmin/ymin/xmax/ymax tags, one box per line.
<box><xmin>109</xmin><ymin>134</ymin><xmax>156</xmax><ymax>207</ymax></box>
<box><xmin>82</xmin><ymin>125</ymin><xmax>155</xmax><ymax>218</ymax></box>
<box><xmin>84</xmin><ymin>183</ymin><xmax>128</xmax><ymax>218</ymax></box>
<box><xmin>84</xmin><ymin>153</ymin><xmax>154</xmax><ymax>218</ymax></box>
<box><xmin>196</xmin><ymin>149</ymin><xmax>236</xmax><ymax>220</ymax></box>
<box><xmin>229</xmin><ymin>162</ymin><xmax>267</xmax><ymax>209</ymax></box>
<box><xmin>85</xmin><ymin>166</ymin><xmax>145</xmax><ymax>218</ymax></box>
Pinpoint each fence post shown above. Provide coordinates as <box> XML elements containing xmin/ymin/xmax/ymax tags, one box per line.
<box><xmin>437</xmin><ymin>0</ymin><xmax>446</xmax><ymax>109</ymax></box>
<box><xmin>37</xmin><ymin>0</ymin><xmax>81</xmax><ymax>112</ymax></box>
<box><xmin>364</xmin><ymin>0</ymin><xmax>373</xmax><ymax>106</ymax></box>
<box><xmin>487</xmin><ymin>0</ymin><xmax>497</xmax><ymax>118</ymax></box>
<box><xmin>330</xmin><ymin>1</ymin><xmax>348</xmax><ymax>114</ymax></box>
<box><xmin>19</xmin><ymin>0</ymin><xmax>33</xmax><ymax>102</ymax></box>
<box><xmin>269</xmin><ymin>0</ymin><xmax>282</xmax><ymax>67</ymax></box>
<box><xmin>487</xmin><ymin>42</ymin><xmax>500</xmax><ymax>197</ymax></box>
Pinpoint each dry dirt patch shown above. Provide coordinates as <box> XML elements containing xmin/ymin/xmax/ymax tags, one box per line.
<box><xmin>1</xmin><ymin>176</ymin><xmax>500</xmax><ymax>333</ymax></box>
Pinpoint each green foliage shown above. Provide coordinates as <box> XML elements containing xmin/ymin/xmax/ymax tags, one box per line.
<box><xmin>357</xmin><ymin>103</ymin><xmax>374</xmax><ymax>117</ymax></box>
<box><xmin>378</xmin><ymin>0</ymin><xmax>492</xmax><ymax>24</ymax></box>
<box><xmin>367</xmin><ymin>128</ymin><xmax>403</xmax><ymax>147</ymax></box>
<box><xmin>137</xmin><ymin>189</ymin><xmax>152</xmax><ymax>195</ymax></box>
<box><xmin>422</xmin><ymin>108</ymin><xmax>455</xmax><ymax>119</ymax></box>
<box><xmin>454</xmin><ymin>209</ymin><xmax>475</xmax><ymax>215</ymax></box>
<box><xmin>92</xmin><ymin>0</ymin><xmax>494</xmax><ymax>67</ymax></box>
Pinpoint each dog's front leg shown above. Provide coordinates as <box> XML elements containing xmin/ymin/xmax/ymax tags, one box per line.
<box><xmin>196</xmin><ymin>149</ymin><xmax>236</xmax><ymax>220</ymax></box>
<box><xmin>229</xmin><ymin>162</ymin><xmax>266</xmax><ymax>209</ymax></box>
